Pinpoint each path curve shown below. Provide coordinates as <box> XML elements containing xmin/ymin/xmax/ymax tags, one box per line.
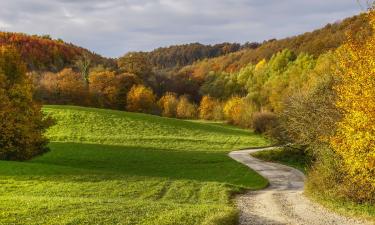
<box><xmin>229</xmin><ymin>147</ymin><xmax>371</xmax><ymax>225</ymax></box>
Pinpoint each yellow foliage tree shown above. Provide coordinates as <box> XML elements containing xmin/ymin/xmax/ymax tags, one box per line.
<box><xmin>176</xmin><ymin>95</ymin><xmax>198</xmax><ymax>119</ymax></box>
<box><xmin>199</xmin><ymin>96</ymin><xmax>220</xmax><ymax>120</ymax></box>
<box><xmin>330</xmin><ymin>10</ymin><xmax>375</xmax><ymax>203</ymax></box>
<box><xmin>224</xmin><ymin>96</ymin><xmax>254</xmax><ymax>127</ymax></box>
<box><xmin>126</xmin><ymin>85</ymin><xmax>157</xmax><ymax>114</ymax></box>
<box><xmin>158</xmin><ymin>92</ymin><xmax>178</xmax><ymax>118</ymax></box>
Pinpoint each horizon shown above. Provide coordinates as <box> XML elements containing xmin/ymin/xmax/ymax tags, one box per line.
<box><xmin>0</xmin><ymin>0</ymin><xmax>363</xmax><ymax>57</ymax></box>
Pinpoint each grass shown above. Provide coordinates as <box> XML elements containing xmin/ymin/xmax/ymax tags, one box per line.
<box><xmin>306</xmin><ymin>192</ymin><xmax>375</xmax><ymax>222</ymax></box>
<box><xmin>251</xmin><ymin>146</ymin><xmax>310</xmax><ymax>173</ymax></box>
<box><xmin>0</xmin><ymin>105</ymin><xmax>270</xmax><ymax>225</ymax></box>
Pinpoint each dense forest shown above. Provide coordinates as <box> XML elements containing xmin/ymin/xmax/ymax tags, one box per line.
<box><xmin>0</xmin><ymin>9</ymin><xmax>374</xmax><ymax>210</ymax></box>
<box><xmin>0</xmin><ymin>32</ymin><xmax>114</xmax><ymax>72</ymax></box>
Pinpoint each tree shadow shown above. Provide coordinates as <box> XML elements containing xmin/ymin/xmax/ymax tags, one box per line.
<box><xmin>0</xmin><ymin>142</ymin><xmax>267</xmax><ymax>189</ymax></box>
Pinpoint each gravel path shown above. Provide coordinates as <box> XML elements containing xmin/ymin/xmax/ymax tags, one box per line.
<box><xmin>229</xmin><ymin>148</ymin><xmax>371</xmax><ymax>225</ymax></box>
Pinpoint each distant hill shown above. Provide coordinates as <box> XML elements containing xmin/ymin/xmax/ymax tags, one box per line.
<box><xmin>0</xmin><ymin>32</ymin><xmax>114</xmax><ymax>72</ymax></box>
<box><xmin>178</xmin><ymin>13</ymin><xmax>370</xmax><ymax>78</ymax></box>
<box><xmin>141</xmin><ymin>42</ymin><xmax>260</xmax><ymax>70</ymax></box>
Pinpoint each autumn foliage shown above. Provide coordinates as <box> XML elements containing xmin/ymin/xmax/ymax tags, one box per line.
<box><xmin>126</xmin><ymin>85</ymin><xmax>158</xmax><ymax>114</ymax></box>
<box><xmin>0</xmin><ymin>46</ymin><xmax>52</xmax><ymax>161</ymax></box>
<box><xmin>330</xmin><ymin>10</ymin><xmax>375</xmax><ymax>203</ymax></box>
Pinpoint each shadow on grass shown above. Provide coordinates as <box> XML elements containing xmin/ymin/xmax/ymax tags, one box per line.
<box><xmin>0</xmin><ymin>142</ymin><xmax>267</xmax><ymax>189</ymax></box>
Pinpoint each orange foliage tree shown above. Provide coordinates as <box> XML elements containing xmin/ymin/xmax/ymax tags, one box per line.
<box><xmin>89</xmin><ymin>69</ymin><xmax>117</xmax><ymax>108</ymax></box>
<box><xmin>126</xmin><ymin>85</ymin><xmax>158</xmax><ymax>114</ymax></box>
<box><xmin>39</xmin><ymin>68</ymin><xmax>88</xmax><ymax>105</ymax></box>
<box><xmin>0</xmin><ymin>46</ymin><xmax>52</xmax><ymax>161</ymax></box>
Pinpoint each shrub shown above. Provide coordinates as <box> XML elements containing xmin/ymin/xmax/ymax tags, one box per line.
<box><xmin>252</xmin><ymin>111</ymin><xmax>277</xmax><ymax>134</ymax></box>
<box><xmin>126</xmin><ymin>85</ymin><xmax>158</xmax><ymax>114</ymax></box>
<box><xmin>0</xmin><ymin>46</ymin><xmax>53</xmax><ymax>161</ymax></box>
<box><xmin>176</xmin><ymin>95</ymin><xmax>198</xmax><ymax>119</ymax></box>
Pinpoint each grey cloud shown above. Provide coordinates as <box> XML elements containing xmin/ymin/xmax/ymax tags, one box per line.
<box><xmin>0</xmin><ymin>0</ymin><xmax>363</xmax><ymax>57</ymax></box>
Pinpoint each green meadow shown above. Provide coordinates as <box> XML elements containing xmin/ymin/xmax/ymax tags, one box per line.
<box><xmin>0</xmin><ymin>105</ymin><xmax>270</xmax><ymax>225</ymax></box>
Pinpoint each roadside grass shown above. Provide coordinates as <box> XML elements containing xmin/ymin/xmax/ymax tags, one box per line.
<box><xmin>0</xmin><ymin>105</ymin><xmax>270</xmax><ymax>225</ymax></box>
<box><xmin>306</xmin><ymin>192</ymin><xmax>375</xmax><ymax>223</ymax></box>
<box><xmin>251</xmin><ymin>147</ymin><xmax>310</xmax><ymax>173</ymax></box>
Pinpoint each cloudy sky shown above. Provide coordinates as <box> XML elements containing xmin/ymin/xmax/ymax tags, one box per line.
<box><xmin>0</xmin><ymin>0</ymin><xmax>364</xmax><ymax>57</ymax></box>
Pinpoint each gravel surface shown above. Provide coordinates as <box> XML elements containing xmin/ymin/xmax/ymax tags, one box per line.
<box><xmin>229</xmin><ymin>148</ymin><xmax>372</xmax><ymax>225</ymax></box>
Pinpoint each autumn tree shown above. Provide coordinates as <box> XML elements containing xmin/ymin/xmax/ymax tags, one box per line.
<box><xmin>176</xmin><ymin>95</ymin><xmax>198</xmax><ymax>119</ymax></box>
<box><xmin>39</xmin><ymin>68</ymin><xmax>88</xmax><ymax>105</ymax></box>
<box><xmin>158</xmin><ymin>92</ymin><xmax>179</xmax><ymax>118</ymax></box>
<box><xmin>118</xmin><ymin>52</ymin><xmax>155</xmax><ymax>86</ymax></box>
<box><xmin>88</xmin><ymin>69</ymin><xmax>117</xmax><ymax>108</ymax></box>
<box><xmin>199</xmin><ymin>96</ymin><xmax>222</xmax><ymax>120</ymax></box>
<box><xmin>330</xmin><ymin>9</ymin><xmax>375</xmax><ymax>203</ymax></box>
<box><xmin>126</xmin><ymin>85</ymin><xmax>158</xmax><ymax>114</ymax></box>
<box><xmin>115</xmin><ymin>73</ymin><xmax>142</xmax><ymax>110</ymax></box>
<box><xmin>223</xmin><ymin>96</ymin><xmax>255</xmax><ymax>128</ymax></box>
<box><xmin>0</xmin><ymin>46</ymin><xmax>52</xmax><ymax>161</ymax></box>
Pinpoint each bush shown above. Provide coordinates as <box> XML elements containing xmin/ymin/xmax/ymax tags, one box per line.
<box><xmin>252</xmin><ymin>111</ymin><xmax>278</xmax><ymax>134</ymax></box>
<box><xmin>0</xmin><ymin>46</ymin><xmax>53</xmax><ymax>161</ymax></box>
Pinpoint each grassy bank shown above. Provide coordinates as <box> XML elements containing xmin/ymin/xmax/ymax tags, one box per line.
<box><xmin>251</xmin><ymin>147</ymin><xmax>310</xmax><ymax>173</ymax></box>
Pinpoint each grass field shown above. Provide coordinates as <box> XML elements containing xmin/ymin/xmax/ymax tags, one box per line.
<box><xmin>0</xmin><ymin>105</ymin><xmax>270</xmax><ymax>225</ymax></box>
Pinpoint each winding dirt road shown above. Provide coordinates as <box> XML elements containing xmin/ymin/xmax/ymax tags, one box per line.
<box><xmin>229</xmin><ymin>148</ymin><xmax>371</xmax><ymax>225</ymax></box>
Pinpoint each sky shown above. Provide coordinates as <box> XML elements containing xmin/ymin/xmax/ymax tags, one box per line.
<box><xmin>0</xmin><ymin>0</ymin><xmax>364</xmax><ymax>57</ymax></box>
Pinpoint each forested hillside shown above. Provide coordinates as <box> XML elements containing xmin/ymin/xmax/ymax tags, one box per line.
<box><xmin>0</xmin><ymin>32</ymin><xmax>114</xmax><ymax>72</ymax></box>
<box><xmin>179</xmin><ymin>13</ymin><xmax>370</xmax><ymax>79</ymax></box>
<box><xmin>142</xmin><ymin>42</ymin><xmax>259</xmax><ymax>70</ymax></box>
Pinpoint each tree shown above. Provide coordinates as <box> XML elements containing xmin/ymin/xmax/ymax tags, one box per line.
<box><xmin>118</xmin><ymin>52</ymin><xmax>154</xmax><ymax>84</ymax></box>
<box><xmin>39</xmin><ymin>68</ymin><xmax>88</xmax><ymax>105</ymax></box>
<box><xmin>223</xmin><ymin>97</ymin><xmax>255</xmax><ymax>127</ymax></box>
<box><xmin>126</xmin><ymin>85</ymin><xmax>158</xmax><ymax>114</ymax></box>
<box><xmin>0</xmin><ymin>46</ymin><xmax>52</xmax><ymax>161</ymax></box>
<box><xmin>199</xmin><ymin>96</ymin><xmax>222</xmax><ymax>120</ymax></box>
<box><xmin>88</xmin><ymin>69</ymin><xmax>117</xmax><ymax>108</ymax></box>
<box><xmin>75</xmin><ymin>53</ymin><xmax>92</xmax><ymax>83</ymax></box>
<box><xmin>158</xmin><ymin>92</ymin><xmax>179</xmax><ymax>118</ymax></box>
<box><xmin>176</xmin><ymin>95</ymin><xmax>198</xmax><ymax>119</ymax></box>
<box><xmin>115</xmin><ymin>73</ymin><xmax>142</xmax><ymax>110</ymax></box>
<box><xmin>330</xmin><ymin>9</ymin><xmax>375</xmax><ymax>203</ymax></box>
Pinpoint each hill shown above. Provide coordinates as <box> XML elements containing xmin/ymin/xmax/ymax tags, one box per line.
<box><xmin>0</xmin><ymin>105</ymin><xmax>269</xmax><ymax>224</ymax></box>
<box><xmin>178</xmin><ymin>13</ymin><xmax>370</xmax><ymax>78</ymax></box>
<box><xmin>0</xmin><ymin>32</ymin><xmax>114</xmax><ymax>72</ymax></box>
<box><xmin>142</xmin><ymin>42</ymin><xmax>259</xmax><ymax>70</ymax></box>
